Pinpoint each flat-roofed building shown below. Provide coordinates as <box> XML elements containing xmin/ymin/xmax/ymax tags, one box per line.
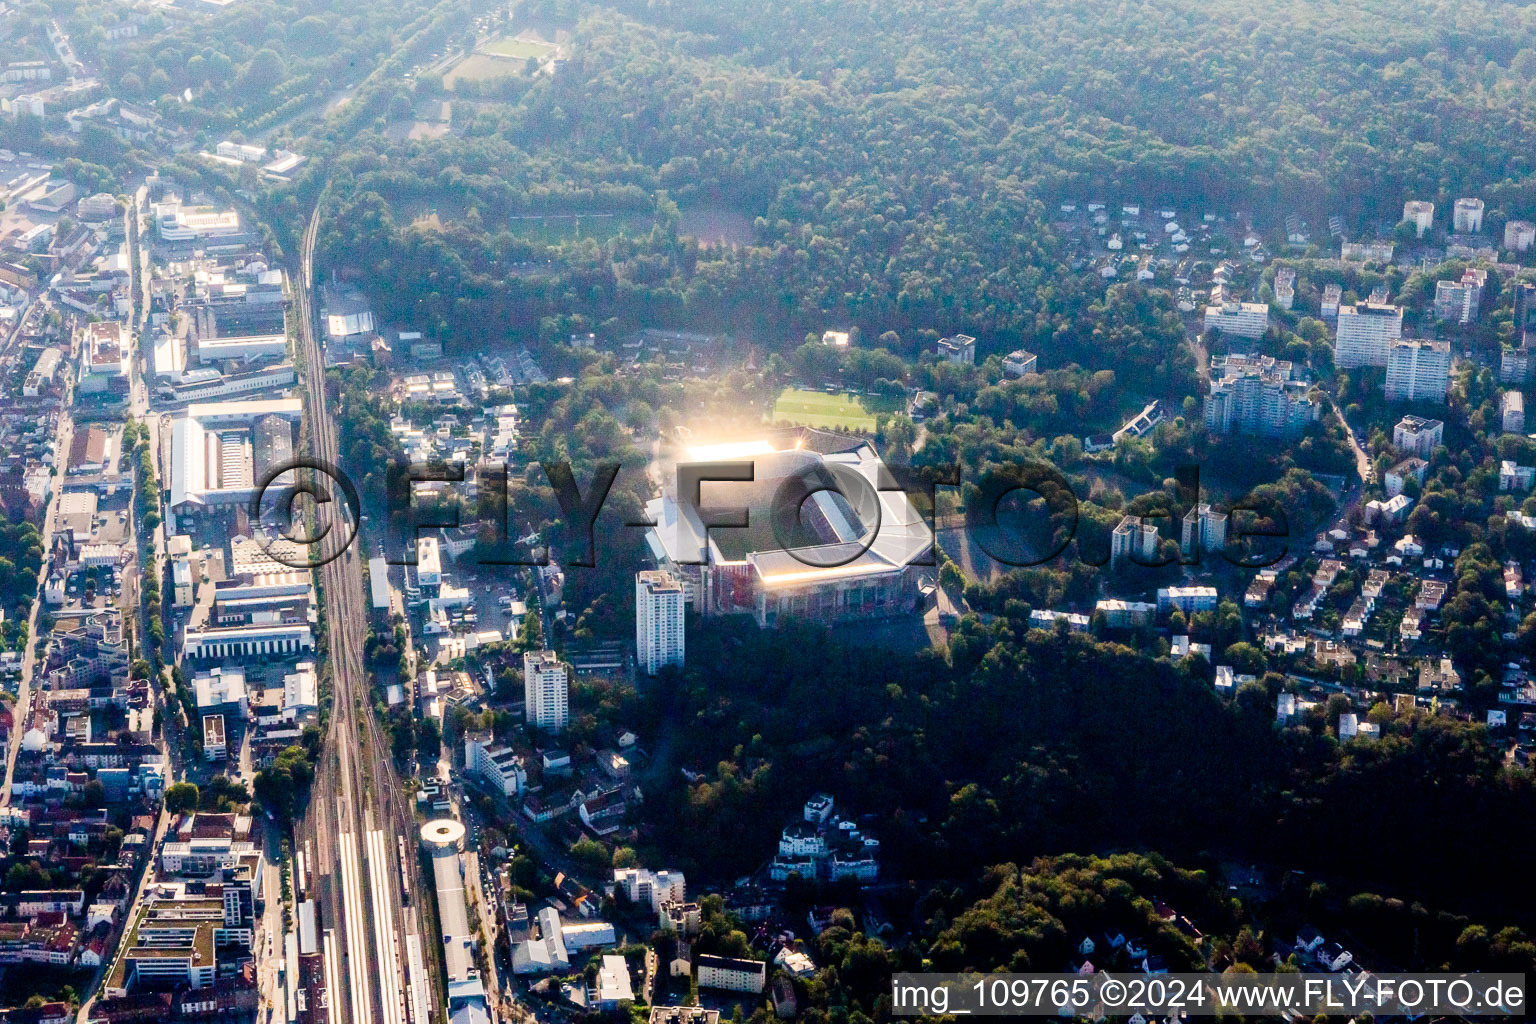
<box><xmin>1453</xmin><ymin>197</ymin><xmax>1485</xmax><ymax>233</ymax></box>
<box><xmin>193</xmin><ymin>333</ymin><xmax>287</xmax><ymax>366</ymax></box>
<box><xmin>1002</xmin><ymin>349</ymin><xmax>1038</xmax><ymax>377</ymax></box>
<box><xmin>1434</xmin><ymin>267</ymin><xmax>1487</xmax><ymax>324</ymax></box>
<box><xmin>416</xmin><ymin>536</ymin><xmax>442</xmax><ymax>588</ymax></box>
<box><xmin>153</xmin><ymin>198</ymin><xmax>241</xmax><ymax>242</ymax></box>
<box><xmin>1204</xmin><ymin>354</ymin><xmax>1319</xmax><ymax>438</ymax></box>
<box><xmin>1203</xmin><ymin>300</ymin><xmax>1269</xmax><ymax>339</ymax></box>
<box><xmin>78</xmin><ymin>321</ymin><xmax>131</xmax><ymax>397</ymax></box>
<box><xmin>636</xmin><ymin>570</ymin><xmax>685</xmax><ymax>675</ymax></box>
<box><xmin>695</xmin><ymin>954</ymin><xmax>766</xmax><ymax>994</ymax></box>
<box><xmin>1503</xmin><ymin>391</ymin><xmax>1525</xmax><ymax>434</ymax></box>
<box><xmin>182</xmin><ymin>623</ymin><xmax>314</xmax><ymax>661</ymax></box>
<box><xmin>1110</xmin><ymin>515</ymin><xmax>1160</xmax><ymax>569</ymax></box>
<box><xmin>1385</xmin><ymin>339</ymin><xmax>1451</xmax><ymax>403</ymax></box>
<box><xmin>1506</xmin><ymin>220</ymin><xmax>1536</xmax><ymax>252</ymax></box>
<box><xmin>523</xmin><ymin>650</ymin><xmax>568</xmax><ymax>732</ymax></box>
<box><xmin>936</xmin><ymin>333</ymin><xmax>976</xmax><ymax>364</ymax></box>
<box><xmin>1402</xmin><ymin>200</ymin><xmax>1434</xmax><ymax>237</ymax></box>
<box><xmin>1394</xmin><ymin>415</ymin><xmax>1444</xmax><ymax>456</ymax></box>
<box><xmin>169</xmin><ymin>399</ymin><xmax>303</xmax><ymax>515</ymax></box>
<box><xmin>1333</xmin><ymin>302</ymin><xmax>1402</xmax><ymax>368</ymax></box>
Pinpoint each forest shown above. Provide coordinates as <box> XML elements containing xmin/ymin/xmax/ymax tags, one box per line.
<box><xmin>621</xmin><ymin>616</ymin><xmax>1536</xmax><ymax>929</ymax></box>
<box><xmin>275</xmin><ymin>0</ymin><xmax>1536</xmax><ymax>363</ymax></box>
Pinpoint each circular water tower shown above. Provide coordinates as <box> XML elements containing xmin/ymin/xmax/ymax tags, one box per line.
<box><xmin>420</xmin><ymin>818</ymin><xmax>466</xmax><ymax>855</ymax></box>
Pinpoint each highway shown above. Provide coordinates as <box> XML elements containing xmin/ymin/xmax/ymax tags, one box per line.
<box><xmin>291</xmin><ymin>202</ymin><xmax>437</xmax><ymax>1024</ymax></box>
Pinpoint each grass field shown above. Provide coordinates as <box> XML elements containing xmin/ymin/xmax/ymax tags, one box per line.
<box><xmin>483</xmin><ymin>35</ymin><xmax>556</xmax><ymax>59</ymax></box>
<box><xmin>771</xmin><ymin>388</ymin><xmax>883</xmax><ymax>430</ymax></box>
<box><xmin>443</xmin><ymin>54</ymin><xmax>521</xmax><ymax>89</ymax></box>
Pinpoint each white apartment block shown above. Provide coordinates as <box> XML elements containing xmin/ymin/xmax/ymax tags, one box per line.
<box><xmin>1453</xmin><ymin>197</ymin><xmax>1484</xmax><ymax>233</ymax></box>
<box><xmin>1385</xmin><ymin>339</ymin><xmax>1451</xmax><ymax>403</ymax></box>
<box><xmin>1157</xmin><ymin>586</ymin><xmax>1218</xmax><ymax>615</ymax></box>
<box><xmin>1273</xmin><ymin>267</ymin><xmax>1295</xmax><ymax>310</ymax></box>
<box><xmin>1203</xmin><ymin>355</ymin><xmax>1319</xmax><ymax>439</ymax></box>
<box><xmin>636</xmin><ymin>570</ymin><xmax>685</xmax><ymax>675</ymax></box>
<box><xmin>416</xmin><ymin>535</ymin><xmax>442</xmax><ymax>588</ymax></box>
<box><xmin>695</xmin><ymin>955</ymin><xmax>767</xmax><ymax>994</ymax></box>
<box><xmin>1181</xmin><ymin>504</ymin><xmax>1228</xmax><ymax>558</ymax></box>
<box><xmin>613</xmin><ymin>867</ymin><xmax>686</xmax><ymax>912</ymax></box>
<box><xmin>464</xmin><ymin>731</ymin><xmax>528</xmax><ymax>797</ymax></box>
<box><xmin>523</xmin><ymin>650</ymin><xmax>569</xmax><ymax>731</ymax></box>
<box><xmin>1503</xmin><ymin>391</ymin><xmax>1525</xmax><ymax>434</ymax></box>
<box><xmin>1505</xmin><ymin>220</ymin><xmax>1535</xmax><ymax>252</ymax></box>
<box><xmin>1202</xmin><ymin>301</ymin><xmax>1269</xmax><ymax>339</ymax></box>
<box><xmin>1393</xmin><ymin>415</ymin><xmax>1444</xmax><ymax>456</ymax></box>
<box><xmin>1434</xmin><ymin>268</ymin><xmax>1487</xmax><ymax>324</ymax></box>
<box><xmin>936</xmin><ymin>334</ymin><xmax>976</xmax><ymax>364</ymax></box>
<box><xmin>1333</xmin><ymin>302</ymin><xmax>1402</xmax><ymax>368</ymax></box>
<box><xmin>1110</xmin><ymin>515</ymin><xmax>1160</xmax><ymax>569</ymax></box>
<box><xmin>1402</xmin><ymin>200</ymin><xmax>1434</xmax><ymax>237</ymax></box>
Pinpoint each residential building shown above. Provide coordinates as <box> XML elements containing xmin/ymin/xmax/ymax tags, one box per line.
<box><xmin>590</xmin><ymin>954</ymin><xmax>634</xmax><ymax>1010</ymax></box>
<box><xmin>1341</xmin><ymin>241</ymin><xmax>1393</xmax><ymax>263</ymax></box>
<box><xmin>695</xmin><ymin>954</ymin><xmax>767</xmax><ymax>994</ymax></box>
<box><xmin>523</xmin><ymin>650</ymin><xmax>569</xmax><ymax>731</ymax></box>
<box><xmin>1157</xmin><ymin>586</ymin><xmax>1218</xmax><ymax>615</ymax></box>
<box><xmin>1501</xmin><ymin>338</ymin><xmax>1535</xmax><ymax>383</ymax></box>
<box><xmin>76</xmin><ymin>193</ymin><xmax>117</xmax><ymax>221</ymax></box>
<box><xmin>1383</xmin><ymin>458</ymin><xmax>1428</xmax><ymax>497</ymax></box>
<box><xmin>1500</xmin><ymin>461</ymin><xmax>1536</xmax><ymax>492</ymax></box>
<box><xmin>1504</xmin><ymin>391</ymin><xmax>1526</xmax><ymax>434</ymax></box>
<box><xmin>1202</xmin><ymin>300</ymin><xmax>1269</xmax><ymax>339</ymax></box>
<box><xmin>1002</xmin><ymin>349</ymin><xmax>1038</xmax><ymax>377</ymax></box>
<box><xmin>463</xmin><ymin>731</ymin><xmax>527</xmax><ymax>797</ymax></box>
<box><xmin>1365</xmin><ymin>494</ymin><xmax>1413</xmax><ymax>526</ymax></box>
<box><xmin>1320</xmin><ymin>283</ymin><xmax>1342</xmax><ymax>319</ymax></box>
<box><xmin>1394</xmin><ymin>415</ymin><xmax>1444</xmax><ymax>456</ymax></box>
<box><xmin>1181</xmin><ymin>504</ymin><xmax>1228</xmax><ymax>558</ymax></box>
<box><xmin>660</xmin><ymin>900</ymin><xmax>702</xmax><ymax>936</ymax></box>
<box><xmin>23</xmin><ymin>347</ymin><xmax>61</xmax><ymax>397</ymax></box>
<box><xmin>649</xmin><ymin>1010</ymin><xmax>718</xmax><ymax>1024</ymax></box>
<box><xmin>635</xmin><ymin>570</ymin><xmax>685</xmax><ymax>676</ymax></box>
<box><xmin>1453</xmin><ymin>197</ymin><xmax>1485</xmax><ymax>233</ymax></box>
<box><xmin>1204</xmin><ymin>354</ymin><xmax>1319</xmax><ymax>438</ymax></box>
<box><xmin>1333</xmin><ymin>302</ymin><xmax>1402</xmax><ymax>368</ymax></box>
<box><xmin>936</xmin><ymin>334</ymin><xmax>976</xmax><ymax>364</ymax></box>
<box><xmin>1093</xmin><ymin>599</ymin><xmax>1157</xmax><ymax>627</ymax></box>
<box><xmin>1434</xmin><ymin>267</ymin><xmax>1488</xmax><ymax>323</ymax></box>
<box><xmin>1110</xmin><ymin>515</ymin><xmax>1160</xmax><ymax>569</ymax></box>
<box><xmin>613</xmin><ymin>868</ymin><xmax>686</xmax><ymax>912</ymax></box>
<box><xmin>1384</xmin><ymin>339</ymin><xmax>1451</xmax><ymax>402</ymax></box>
<box><xmin>1506</xmin><ymin>220</ymin><xmax>1536</xmax><ymax>252</ymax></box>
<box><xmin>1402</xmin><ymin>200</ymin><xmax>1434</xmax><ymax>237</ymax></box>
<box><xmin>1273</xmin><ymin>267</ymin><xmax>1295</xmax><ymax>309</ymax></box>
<box><xmin>416</xmin><ymin>535</ymin><xmax>442</xmax><ymax>589</ymax></box>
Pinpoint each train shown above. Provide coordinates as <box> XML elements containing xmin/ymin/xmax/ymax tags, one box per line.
<box><xmin>398</xmin><ymin>835</ymin><xmax>411</xmax><ymax>906</ymax></box>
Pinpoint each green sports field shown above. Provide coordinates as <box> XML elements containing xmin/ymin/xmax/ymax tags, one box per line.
<box><xmin>481</xmin><ymin>35</ymin><xmax>556</xmax><ymax>59</ymax></box>
<box><xmin>771</xmin><ymin>388</ymin><xmax>881</xmax><ymax>430</ymax></box>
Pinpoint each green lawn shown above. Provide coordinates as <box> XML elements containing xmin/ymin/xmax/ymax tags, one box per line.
<box><xmin>771</xmin><ymin>388</ymin><xmax>882</xmax><ymax>430</ymax></box>
<box><xmin>481</xmin><ymin>36</ymin><xmax>556</xmax><ymax>59</ymax></box>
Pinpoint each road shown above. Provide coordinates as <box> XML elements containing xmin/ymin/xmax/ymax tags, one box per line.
<box><xmin>290</xmin><ymin>201</ymin><xmax>436</xmax><ymax>1024</ymax></box>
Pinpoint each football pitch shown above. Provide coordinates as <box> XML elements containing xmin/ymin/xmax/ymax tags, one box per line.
<box><xmin>771</xmin><ymin>388</ymin><xmax>881</xmax><ymax>430</ymax></box>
